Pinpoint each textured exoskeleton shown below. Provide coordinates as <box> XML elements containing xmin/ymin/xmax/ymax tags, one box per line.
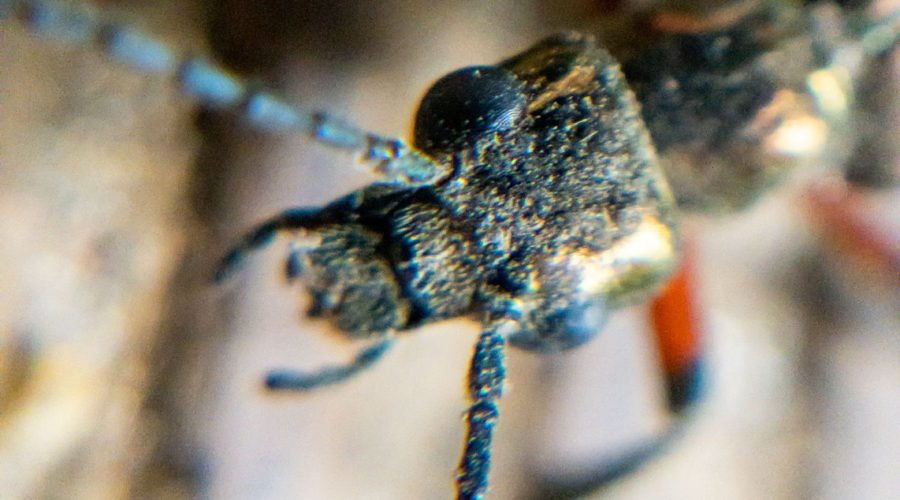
<box><xmin>217</xmin><ymin>33</ymin><xmax>681</xmax><ymax>499</ymax></box>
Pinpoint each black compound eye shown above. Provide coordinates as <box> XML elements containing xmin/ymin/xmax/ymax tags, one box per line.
<box><xmin>414</xmin><ymin>65</ymin><xmax>527</xmax><ymax>154</ymax></box>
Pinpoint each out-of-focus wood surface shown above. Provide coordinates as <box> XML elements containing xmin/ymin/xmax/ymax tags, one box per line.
<box><xmin>0</xmin><ymin>1</ymin><xmax>204</xmax><ymax>498</ymax></box>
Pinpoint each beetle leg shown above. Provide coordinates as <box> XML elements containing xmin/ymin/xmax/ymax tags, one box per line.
<box><xmin>529</xmin><ymin>244</ymin><xmax>705</xmax><ymax>499</ymax></box>
<box><xmin>265</xmin><ymin>337</ymin><xmax>394</xmax><ymax>391</ymax></box>
<box><xmin>214</xmin><ymin>208</ymin><xmax>330</xmax><ymax>282</ymax></box>
<box><xmin>650</xmin><ymin>239</ymin><xmax>706</xmax><ymax>414</ymax></box>
<box><xmin>457</xmin><ymin>315</ymin><xmax>516</xmax><ymax>500</ymax></box>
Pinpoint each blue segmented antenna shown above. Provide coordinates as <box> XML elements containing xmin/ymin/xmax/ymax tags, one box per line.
<box><xmin>2</xmin><ymin>0</ymin><xmax>449</xmax><ymax>187</ymax></box>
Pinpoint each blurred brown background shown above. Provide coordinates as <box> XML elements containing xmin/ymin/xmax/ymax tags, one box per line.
<box><xmin>0</xmin><ymin>1</ymin><xmax>897</xmax><ymax>499</ymax></box>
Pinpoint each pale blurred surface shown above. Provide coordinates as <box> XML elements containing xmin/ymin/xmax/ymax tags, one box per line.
<box><xmin>1</xmin><ymin>1</ymin><xmax>897</xmax><ymax>499</ymax></box>
<box><xmin>0</xmin><ymin>1</ymin><xmax>203</xmax><ymax>498</ymax></box>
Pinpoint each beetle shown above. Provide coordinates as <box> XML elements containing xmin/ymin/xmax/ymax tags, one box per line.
<box><xmin>211</xmin><ymin>30</ymin><xmax>689</xmax><ymax>500</ymax></box>
<box><xmin>1</xmin><ymin>0</ymin><xmax>894</xmax><ymax>498</ymax></box>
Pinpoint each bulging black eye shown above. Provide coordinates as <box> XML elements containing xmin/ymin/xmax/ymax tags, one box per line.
<box><xmin>414</xmin><ymin>65</ymin><xmax>527</xmax><ymax>154</ymax></box>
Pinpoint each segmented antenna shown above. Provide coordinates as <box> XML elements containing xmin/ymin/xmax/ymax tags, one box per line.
<box><xmin>1</xmin><ymin>0</ymin><xmax>449</xmax><ymax>186</ymax></box>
